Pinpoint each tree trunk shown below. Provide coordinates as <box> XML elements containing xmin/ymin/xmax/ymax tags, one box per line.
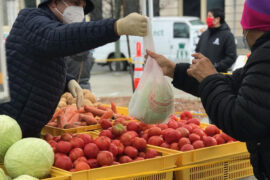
<box><xmin>90</xmin><ymin>0</ymin><xmax>103</xmax><ymax>20</ymax></box>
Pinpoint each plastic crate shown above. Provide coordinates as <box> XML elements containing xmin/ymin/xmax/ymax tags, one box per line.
<box><xmin>175</xmin><ymin>152</ymin><xmax>253</xmax><ymax>180</ymax></box>
<box><xmin>41</xmin><ymin>124</ymin><xmax>101</xmax><ymax>136</ymax></box>
<box><xmin>0</xmin><ymin>164</ymin><xmax>70</xmax><ymax>180</ymax></box>
<box><xmin>54</xmin><ymin>132</ymin><xmax>180</xmax><ymax>180</ymax></box>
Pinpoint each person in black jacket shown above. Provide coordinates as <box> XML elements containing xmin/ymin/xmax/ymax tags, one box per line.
<box><xmin>196</xmin><ymin>8</ymin><xmax>237</xmax><ymax>72</ymax></box>
<box><xmin>0</xmin><ymin>0</ymin><xmax>147</xmax><ymax>137</ymax></box>
<box><xmin>146</xmin><ymin>0</ymin><xmax>270</xmax><ymax>178</ymax></box>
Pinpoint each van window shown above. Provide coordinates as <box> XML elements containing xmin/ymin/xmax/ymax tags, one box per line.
<box><xmin>189</xmin><ymin>19</ymin><xmax>204</xmax><ymax>25</ymax></box>
<box><xmin>173</xmin><ymin>23</ymin><xmax>189</xmax><ymax>38</ymax></box>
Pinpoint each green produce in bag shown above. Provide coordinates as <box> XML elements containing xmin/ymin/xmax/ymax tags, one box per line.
<box><xmin>129</xmin><ymin>17</ymin><xmax>174</xmax><ymax>124</ymax></box>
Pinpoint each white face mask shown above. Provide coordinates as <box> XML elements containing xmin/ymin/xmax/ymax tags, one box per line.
<box><xmin>55</xmin><ymin>0</ymin><xmax>84</xmax><ymax>24</ymax></box>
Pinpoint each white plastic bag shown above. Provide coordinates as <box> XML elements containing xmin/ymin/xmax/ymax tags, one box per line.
<box><xmin>128</xmin><ymin>18</ymin><xmax>174</xmax><ymax>124</ymax></box>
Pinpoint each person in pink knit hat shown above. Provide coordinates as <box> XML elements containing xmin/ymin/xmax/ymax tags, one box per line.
<box><xmin>145</xmin><ymin>0</ymin><xmax>270</xmax><ymax>178</ymax></box>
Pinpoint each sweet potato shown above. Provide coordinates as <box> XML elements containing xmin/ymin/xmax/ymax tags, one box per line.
<box><xmin>111</xmin><ymin>102</ymin><xmax>117</xmax><ymax>114</ymax></box>
<box><xmin>84</xmin><ymin>106</ymin><xmax>106</xmax><ymax>117</ymax></box>
<box><xmin>101</xmin><ymin>110</ymin><xmax>114</xmax><ymax>119</ymax></box>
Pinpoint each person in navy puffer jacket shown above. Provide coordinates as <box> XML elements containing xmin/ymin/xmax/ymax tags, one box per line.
<box><xmin>1</xmin><ymin>0</ymin><xmax>147</xmax><ymax>137</ymax></box>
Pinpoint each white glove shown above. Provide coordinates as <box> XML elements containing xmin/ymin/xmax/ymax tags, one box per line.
<box><xmin>68</xmin><ymin>80</ymin><xmax>83</xmax><ymax>109</ymax></box>
<box><xmin>116</xmin><ymin>13</ymin><xmax>147</xmax><ymax>36</ymax></box>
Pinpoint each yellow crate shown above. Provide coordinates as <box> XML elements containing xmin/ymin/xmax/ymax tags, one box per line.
<box><xmin>41</xmin><ymin>124</ymin><xmax>101</xmax><ymax>136</ymax></box>
<box><xmin>54</xmin><ymin>131</ymin><xmax>180</xmax><ymax>180</ymax></box>
<box><xmin>175</xmin><ymin>152</ymin><xmax>253</xmax><ymax>180</ymax></box>
<box><xmin>103</xmin><ymin>104</ymin><xmax>129</xmax><ymax>116</ymax></box>
<box><xmin>0</xmin><ymin>164</ymin><xmax>71</xmax><ymax>180</ymax></box>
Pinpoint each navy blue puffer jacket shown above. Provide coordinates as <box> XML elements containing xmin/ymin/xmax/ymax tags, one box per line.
<box><xmin>0</xmin><ymin>5</ymin><xmax>119</xmax><ymax>137</ymax></box>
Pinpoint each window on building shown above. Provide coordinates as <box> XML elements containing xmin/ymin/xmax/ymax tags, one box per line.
<box><xmin>173</xmin><ymin>23</ymin><xmax>189</xmax><ymax>38</ymax></box>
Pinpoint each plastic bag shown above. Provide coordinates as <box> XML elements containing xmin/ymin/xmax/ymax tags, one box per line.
<box><xmin>128</xmin><ymin>18</ymin><xmax>174</xmax><ymax>124</ymax></box>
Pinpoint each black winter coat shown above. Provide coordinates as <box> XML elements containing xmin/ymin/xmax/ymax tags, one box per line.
<box><xmin>172</xmin><ymin>30</ymin><xmax>270</xmax><ymax>179</ymax></box>
<box><xmin>0</xmin><ymin>6</ymin><xmax>119</xmax><ymax>137</ymax></box>
<box><xmin>196</xmin><ymin>23</ymin><xmax>237</xmax><ymax>72</ymax></box>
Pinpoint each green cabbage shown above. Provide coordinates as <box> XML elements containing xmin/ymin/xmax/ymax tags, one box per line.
<box><xmin>4</xmin><ymin>138</ymin><xmax>54</xmax><ymax>178</ymax></box>
<box><xmin>13</xmin><ymin>175</ymin><xmax>39</xmax><ymax>180</ymax></box>
<box><xmin>0</xmin><ymin>115</ymin><xmax>22</xmax><ymax>162</ymax></box>
<box><xmin>0</xmin><ymin>168</ymin><xmax>5</xmax><ymax>180</ymax></box>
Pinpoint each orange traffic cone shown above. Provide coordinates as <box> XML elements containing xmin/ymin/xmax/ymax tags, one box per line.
<box><xmin>134</xmin><ymin>42</ymin><xmax>143</xmax><ymax>90</ymax></box>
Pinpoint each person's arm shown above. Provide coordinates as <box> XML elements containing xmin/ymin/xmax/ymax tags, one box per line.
<box><xmin>215</xmin><ymin>33</ymin><xmax>237</xmax><ymax>72</ymax></box>
<box><xmin>199</xmin><ymin>60</ymin><xmax>270</xmax><ymax>141</ymax></box>
<box><xmin>23</xmin><ymin>12</ymin><xmax>119</xmax><ymax>58</ymax></box>
<box><xmin>172</xmin><ymin>63</ymin><xmax>200</xmax><ymax>97</ymax></box>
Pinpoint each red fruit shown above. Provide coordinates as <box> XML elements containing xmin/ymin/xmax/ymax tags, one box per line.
<box><xmin>54</xmin><ymin>155</ymin><xmax>73</xmax><ymax>170</ymax></box>
<box><xmin>189</xmin><ymin>124</ymin><xmax>200</xmax><ymax>131</ymax></box>
<box><xmin>95</xmin><ymin>136</ymin><xmax>111</xmax><ymax>150</ymax></box>
<box><xmin>99</xmin><ymin>130</ymin><xmax>113</xmax><ymax>138</ymax></box>
<box><xmin>124</xmin><ymin>146</ymin><xmax>138</xmax><ymax>158</ymax></box>
<box><xmin>148</xmin><ymin>136</ymin><xmax>164</xmax><ymax>146</ymax></box>
<box><xmin>127</xmin><ymin>121</ymin><xmax>141</xmax><ymax>133</ymax></box>
<box><xmin>100</xmin><ymin>119</ymin><xmax>112</xmax><ymax>129</ymax></box>
<box><xmin>192</xmin><ymin>140</ymin><xmax>205</xmax><ymax>149</ymax></box>
<box><xmin>187</xmin><ymin>118</ymin><xmax>200</xmax><ymax>126</ymax></box>
<box><xmin>120</xmin><ymin>132</ymin><xmax>135</xmax><ymax>146</ymax></box>
<box><xmin>213</xmin><ymin>134</ymin><xmax>225</xmax><ymax>145</ymax></box>
<box><xmin>145</xmin><ymin>149</ymin><xmax>159</xmax><ymax>159</ymax></box>
<box><xmin>69</xmin><ymin>148</ymin><xmax>84</xmax><ymax>161</ymax></box>
<box><xmin>56</xmin><ymin>141</ymin><xmax>72</xmax><ymax>154</ymax></box>
<box><xmin>70</xmin><ymin>137</ymin><xmax>84</xmax><ymax>149</ymax></box>
<box><xmin>178</xmin><ymin>137</ymin><xmax>191</xmax><ymax>148</ymax></box>
<box><xmin>44</xmin><ymin>134</ymin><xmax>54</xmax><ymax>141</ymax></box>
<box><xmin>139</xmin><ymin>152</ymin><xmax>146</xmax><ymax>158</ymax></box>
<box><xmin>112</xmin><ymin>161</ymin><xmax>120</xmax><ymax>165</ymax></box>
<box><xmin>97</xmin><ymin>151</ymin><xmax>114</xmax><ymax>166</ymax></box>
<box><xmin>84</xmin><ymin>143</ymin><xmax>99</xmax><ymax>158</ymax></box>
<box><xmin>170</xmin><ymin>143</ymin><xmax>179</xmax><ymax>150</ymax></box>
<box><xmin>170</xmin><ymin>114</ymin><xmax>179</xmax><ymax>121</ymax></box>
<box><xmin>112</xmin><ymin>124</ymin><xmax>126</xmax><ymax>136</ymax></box>
<box><xmin>75</xmin><ymin>161</ymin><xmax>90</xmax><ymax>171</ymax></box>
<box><xmin>48</xmin><ymin>140</ymin><xmax>57</xmax><ymax>149</ymax></box>
<box><xmin>112</xmin><ymin>140</ymin><xmax>125</xmax><ymax>155</ymax></box>
<box><xmin>148</xmin><ymin>127</ymin><xmax>162</xmax><ymax>137</ymax></box>
<box><xmin>203</xmin><ymin>136</ymin><xmax>217</xmax><ymax>147</ymax></box>
<box><xmin>160</xmin><ymin>142</ymin><xmax>170</xmax><ymax>148</ymax></box>
<box><xmin>109</xmin><ymin>143</ymin><xmax>119</xmax><ymax>156</ymax></box>
<box><xmin>163</xmin><ymin>129</ymin><xmax>181</xmax><ymax>144</ymax></box>
<box><xmin>192</xmin><ymin>128</ymin><xmax>206</xmax><ymax>139</ymax></box>
<box><xmin>128</xmin><ymin>131</ymin><xmax>139</xmax><ymax>138</ymax></box>
<box><xmin>141</xmin><ymin>133</ymin><xmax>149</xmax><ymax>141</ymax></box>
<box><xmin>54</xmin><ymin>153</ymin><xmax>66</xmax><ymax>161</ymax></box>
<box><xmin>119</xmin><ymin>155</ymin><xmax>133</xmax><ymax>163</ymax></box>
<box><xmin>168</xmin><ymin>120</ymin><xmax>179</xmax><ymax>129</ymax></box>
<box><xmin>87</xmin><ymin>159</ymin><xmax>99</xmax><ymax>168</ymax></box>
<box><xmin>189</xmin><ymin>133</ymin><xmax>201</xmax><ymax>142</ymax></box>
<box><xmin>53</xmin><ymin>136</ymin><xmax>61</xmax><ymax>142</ymax></box>
<box><xmin>180</xmin><ymin>111</ymin><xmax>193</xmax><ymax>120</ymax></box>
<box><xmin>157</xmin><ymin>124</ymin><xmax>168</xmax><ymax>130</ymax></box>
<box><xmin>177</xmin><ymin>127</ymin><xmax>190</xmax><ymax>138</ymax></box>
<box><xmin>177</xmin><ymin>121</ymin><xmax>185</xmax><ymax>127</ymax></box>
<box><xmin>73</xmin><ymin>157</ymin><xmax>88</xmax><ymax>167</ymax></box>
<box><xmin>132</xmin><ymin>137</ymin><xmax>147</xmax><ymax>151</ymax></box>
<box><xmin>180</xmin><ymin>144</ymin><xmax>194</xmax><ymax>151</ymax></box>
<box><xmin>134</xmin><ymin>157</ymin><xmax>144</xmax><ymax>161</ymax></box>
<box><xmin>204</xmin><ymin>125</ymin><xmax>220</xmax><ymax>136</ymax></box>
<box><xmin>183</xmin><ymin>125</ymin><xmax>193</xmax><ymax>133</ymax></box>
<box><xmin>60</xmin><ymin>133</ymin><xmax>73</xmax><ymax>141</ymax></box>
<box><xmin>77</xmin><ymin>134</ymin><xmax>93</xmax><ymax>145</ymax></box>
<box><xmin>220</xmin><ymin>132</ymin><xmax>233</xmax><ymax>142</ymax></box>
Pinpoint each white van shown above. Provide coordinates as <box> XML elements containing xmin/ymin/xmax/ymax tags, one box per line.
<box><xmin>93</xmin><ymin>16</ymin><xmax>207</xmax><ymax>71</ymax></box>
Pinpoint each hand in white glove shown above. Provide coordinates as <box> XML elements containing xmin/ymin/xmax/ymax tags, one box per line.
<box><xmin>68</xmin><ymin>80</ymin><xmax>83</xmax><ymax>109</ymax></box>
<box><xmin>116</xmin><ymin>13</ymin><xmax>147</xmax><ymax>36</ymax></box>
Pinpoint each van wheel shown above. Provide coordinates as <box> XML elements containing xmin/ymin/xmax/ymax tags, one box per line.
<box><xmin>108</xmin><ymin>56</ymin><xmax>128</xmax><ymax>72</ymax></box>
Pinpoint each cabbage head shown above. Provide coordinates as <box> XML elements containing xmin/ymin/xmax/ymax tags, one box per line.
<box><xmin>4</xmin><ymin>138</ymin><xmax>54</xmax><ymax>178</ymax></box>
<box><xmin>0</xmin><ymin>115</ymin><xmax>22</xmax><ymax>162</ymax></box>
<box><xmin>13</xmin><ymin>175</ymin><xmax>39</xmax><ymax>180</ymax></box>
